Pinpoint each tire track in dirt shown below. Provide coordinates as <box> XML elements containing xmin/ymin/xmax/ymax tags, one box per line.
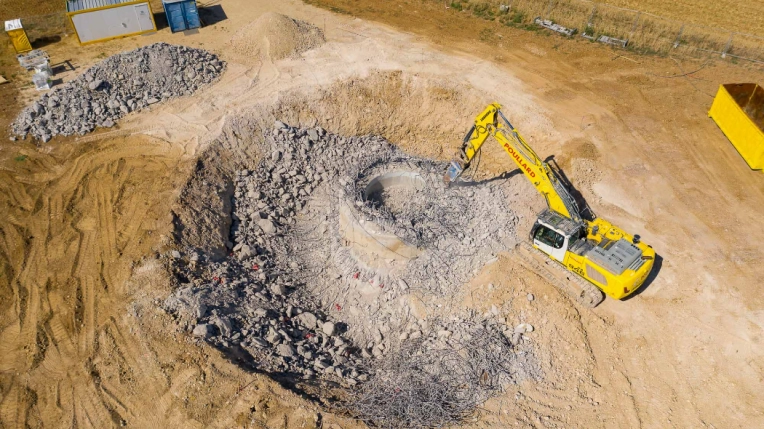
<box><xmin>0</xmin><ymin>135</ymin><xmax>187</xmax><ymax>427</ymax></box>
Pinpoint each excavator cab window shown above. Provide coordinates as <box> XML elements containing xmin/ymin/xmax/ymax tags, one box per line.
<box><xmin>534</xmin><ymin>225</ymin><xmax>565</xmax><ymax>249</ymax></box>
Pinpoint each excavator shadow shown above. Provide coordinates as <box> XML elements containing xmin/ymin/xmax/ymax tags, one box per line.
<box><xmin>450</xmin><ymin>169</ymin><xmax>523</xmax><ymax>187</ymax></box>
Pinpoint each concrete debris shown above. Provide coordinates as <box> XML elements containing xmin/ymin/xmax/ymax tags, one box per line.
<box><xmin>534</xmin><ymin>17</ymin><xmax>577</xmax><ymax>37</ymax></box>
<box><xmin>277</xmin><ymin>343</ymin><xmax>297</xmax><ymax>357</ymax></box>
<box><xmin>213</xmin><ymin>316</ymin><xmax>233</xmax><ymax>336</ymax></box>
<box><xmin>12</xmin><ymin>43</ymin><xmax>225</xmax><ymax>142</ymax></box>
<box><xmin>257</xmin><ymin>218</ymin><xmax>277</xmax><ymax>234</ymax></box>
<box><xmin>346</xmin><ymin>319</ymin><xmax>540</xmax><ymax>428</ymax></box>
<box><xmin>322</xmin><ymin>322</ymin><xmax>336</xmax><ymax>336</ymax></box>
<box><xmin>514</xmin><ymin>323</ymin><xmax>534</xmax><ymax>334</ymax></box>
<box><xmin>596</xmin><ymin>35</ymin><xmax>629</xmax><ymax>48</ymax></box>
<box><xmin>192</xmin><ymin>324</ymin><xmax>215</xmax><ymax>338</ymax></box>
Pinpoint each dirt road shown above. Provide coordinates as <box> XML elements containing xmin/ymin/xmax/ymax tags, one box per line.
<box><xmin>1</xmin><ymin>0</ymin><xmax>763</xmax><ymax>427</ymax></box>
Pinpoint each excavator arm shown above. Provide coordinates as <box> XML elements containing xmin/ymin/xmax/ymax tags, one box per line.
<box><xmin>445</xmin><ymin>103</ymin><xmax>583</xmax><ymax>224</ymax></box>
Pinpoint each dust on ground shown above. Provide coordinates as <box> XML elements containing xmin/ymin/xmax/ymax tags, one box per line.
<box><xmin>1</xmin><ymin>0</ymin><xmax>764</xmax><ymax>428</ymax></box>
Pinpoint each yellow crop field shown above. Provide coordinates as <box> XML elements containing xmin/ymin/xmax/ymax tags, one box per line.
<box><xmin>600</xmin><ymin>0</ymin><xmax>764</xmax><ymax>36</ymax></box>
<box><xmin>458</xmin><ymin>0</ymin><xmax>764</xmax><ymax>36</ymax></box>
<box><xmin>452</xmin><ymin>0</ymin><xmax>764</xmax><ymax>59</ymax></box>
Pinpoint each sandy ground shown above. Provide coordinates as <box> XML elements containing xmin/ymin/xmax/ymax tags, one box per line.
<box><xmin>1</xmin><ymin>0</ymin><xmax>764</xmax><ymax>427</ymax></box>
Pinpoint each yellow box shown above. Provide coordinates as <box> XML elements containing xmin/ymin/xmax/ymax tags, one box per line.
<box><xmin>4</xmin><ymin>19</ymin><xmax>32</xmax><ymax>53</ymax></box>
<box><xmin>709</xmin><ymin>83</ymin><xmax>764</xmax><ymax>170</ymax></box>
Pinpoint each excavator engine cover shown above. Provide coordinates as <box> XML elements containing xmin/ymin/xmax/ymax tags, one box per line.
<box><xmin>586</xmin><ymin>239</ymin><xmax>642</xmax><ymax>275</ymax></box>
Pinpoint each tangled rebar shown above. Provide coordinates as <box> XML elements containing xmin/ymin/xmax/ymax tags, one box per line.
<box><xmin>345</xmin><ymin>324</ymin><xmax>520</xmax><ymax>428</ymax></box>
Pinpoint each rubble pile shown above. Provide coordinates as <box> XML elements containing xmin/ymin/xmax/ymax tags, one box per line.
<box><xmin>12</xmin><ymin>43</ymin><xmax>225</xmax><ymax>142</ymax></box>
<box><xmin>165</xmin><ymin>121</ymin><xmax>532</xmax><ymax>392</ymax></box>
<box><xmin>296</xmin><ymin>160</ymin><xmax>519</xmax><ymax>348</ymax></box>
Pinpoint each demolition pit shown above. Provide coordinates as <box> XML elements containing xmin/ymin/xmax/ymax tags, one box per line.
<box><xmin>165</xmin><ymin>120</ymin><xmax>541</xmax><ymax>427</ymax></box>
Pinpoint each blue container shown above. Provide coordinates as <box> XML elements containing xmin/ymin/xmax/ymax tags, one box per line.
<box><xmin>163</xmin><ymin>0</ymin><xmax>200</xmax><ymax>33</ymax></box>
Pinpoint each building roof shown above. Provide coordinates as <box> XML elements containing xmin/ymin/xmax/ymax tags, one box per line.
<box><xmin>4</xmin><ymin>19</ymin><xmax>23</xmax><ymax>32</ymax></box>
<box><xmin>66</xmin><ymin>0</ymin><xmax>141</xmax><ymax>13</ymax></box>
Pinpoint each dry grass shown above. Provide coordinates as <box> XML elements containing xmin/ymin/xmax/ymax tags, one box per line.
<box><xmin>599</xmin><ymin>0</ymin><xmax>764</xmax><ymax>36</ymax></box>
<box><xmin>457</xmin><ymin>0</ymin><xmax>764</xmax><ymax>36</ymax></box>
<box><xmin>453</xmin><ymin>0</ymin><xmax>764</xmax><ymax>60</ymax></box>
<box><xmin>0</xmin><ymin>0</ymin><xmax>59</xmax><ymax>18</ymax></box>
<box><xmin>545</xmin><ymin>0</ymin><xmax>592</xmax><ymax>30</ymax></box>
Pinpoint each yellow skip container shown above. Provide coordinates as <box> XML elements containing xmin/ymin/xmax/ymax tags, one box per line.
<box><xmin>4</xmin><ymin>19</ymin><xmax>32</xmax><ymax>53</ymax></box>
<box><xmin>709</xmin><ymin>83</ymin><xmax>764</xmax><ymax>170</ymax></box>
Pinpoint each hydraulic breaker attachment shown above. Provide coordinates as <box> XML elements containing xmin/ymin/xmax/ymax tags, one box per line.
<box><xmin>444</xmin><ymin>160</ymin><xmax>465</xmax><ymax>184</ymax></box>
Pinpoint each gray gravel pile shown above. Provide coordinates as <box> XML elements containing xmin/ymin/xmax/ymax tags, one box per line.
<box><xmin>12</xmin><ymin>43</ymin><xmax>225</xmax><ymax>142</ymax></box>
<box><xmin>164</xmin><ymin>265</ymin><xmax>364</xmax><ymax>383</ymax></box>
<box><xmin>165</xmin><ymin>121</ymin><xmax>530</xmax><ymax>393</ymax></box>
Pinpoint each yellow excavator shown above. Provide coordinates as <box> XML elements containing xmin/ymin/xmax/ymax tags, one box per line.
<box><xmin>445</xmin><ymin>103</ymin><xmax>655</xmax><ymax>307</ymax></box>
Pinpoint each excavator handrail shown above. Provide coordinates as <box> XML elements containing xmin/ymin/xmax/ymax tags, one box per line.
<box><xmin>495</xmin><ymin>110</ymin><xmax>542</xmax><ymax>168</ymax></box>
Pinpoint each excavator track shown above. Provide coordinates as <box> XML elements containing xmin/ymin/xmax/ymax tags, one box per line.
<box><xmin>515</xmin><ymin>242</ymin><xmax>605</xmax><ymax>308</ymax></box>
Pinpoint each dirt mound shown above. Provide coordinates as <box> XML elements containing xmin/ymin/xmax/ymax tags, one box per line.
<box><xmin>229</xmin><ymin>13</ymin><xmax>325</xmax><ymax>61</ymax></box>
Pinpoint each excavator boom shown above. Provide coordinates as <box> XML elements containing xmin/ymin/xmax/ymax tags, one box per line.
<box><xmin>445</xmin><ymin>103</ymin><xmax>582</xmax><ymax>223</ymax></box>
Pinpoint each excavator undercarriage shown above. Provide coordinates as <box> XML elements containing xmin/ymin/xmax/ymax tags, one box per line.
<box><xmin>515</xmin><ymin>242</ymin><xmax>605</xmax><ymax>308</ymax></box>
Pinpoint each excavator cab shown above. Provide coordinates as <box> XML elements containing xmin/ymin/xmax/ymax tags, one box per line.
<box><xmin>530</xmin><ymin>210</ymin><xmax>583</xmax><ymax>263</ymax></box>
<box><xmin>531</xmin><ymin>223</ymin><xmax>565</xmax><ymax>260</ymax></box>
<box><xmin>532</xmin><ymin>225</ymin><xmax>565</xmax><ymax>249</ymax></box>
